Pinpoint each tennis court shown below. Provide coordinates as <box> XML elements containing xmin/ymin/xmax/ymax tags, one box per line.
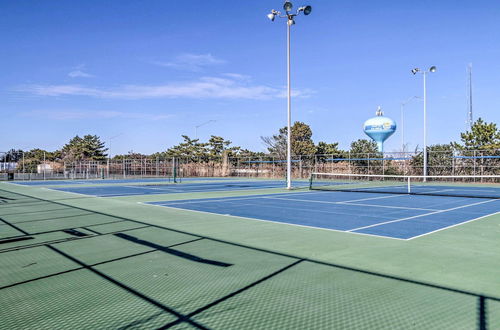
<box><xmin>12</xmin><ymin>177</ymin><xmax>231</xmax><ymax>186</ymax></box>
<box><xmin>50</xmin><ymin>180</ymin><xmax>311</xmax><ymax>197</ymax></box>
<box><xmin>1</xmin><ymin>176</ymin><xmax>500</xmax><ymax>329</ymax></box>
<box><xmin>147</xmin><ymin>191</ymin><xmax>499</xmax><ymax>239</ymax></box>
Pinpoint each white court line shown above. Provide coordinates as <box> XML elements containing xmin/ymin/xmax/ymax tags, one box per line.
<box><xmin>407</xmin><ymin>211</ymin><xmax>500</xmax><ymax>240</ymax></box>
<box><xmin>139</xmin><ymin>202</ymin><xmax>406</xmax><ymax>241</ymax></box>
<box><xmin>347</xmin><ymin>199</ymin><xmax>499</xmax><ymax>232</ymax></box>
<box><xmin>262</xmin><ymin>195</ymin><xmax>438</xmax><ymax>212</ymax></box>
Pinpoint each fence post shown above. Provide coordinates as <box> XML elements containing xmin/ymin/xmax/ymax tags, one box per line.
<box><xmin>348</xmin><ymin>151</ymin><xmax>351</xmax><ymax>174</ymax></box>
<box><xmin>43</xmin><ymin>152</ymin><xmax>46</xmax><ymax>180</ymax></box>
<box><xmin>368</xmin><ymin>153</ymin><xmax>370</xmax><ymax>174</ymax></box>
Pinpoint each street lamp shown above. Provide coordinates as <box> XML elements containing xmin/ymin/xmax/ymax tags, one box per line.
<box><xmin>412</xmin><ymin>66</ymin><xmax>437</xmax><ymax>179</ymax></box>
<box><xmin>267</xmin><ymin>1</ymin><xmax>312</xmax><ymax>190</ymax></box>
<box><xmin>400</xmin><ymin>96</ymin><xmax>421</xmax><ymax>153</ymax></box>
<box><xmin>195</xmin><ymin>120</ymin><xmax>216</xmax><ymax>139</ymax></box>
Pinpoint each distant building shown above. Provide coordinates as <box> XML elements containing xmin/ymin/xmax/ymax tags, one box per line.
<box><xmin>37</xmin><ymin>163</ymin><xmax>53</xmax><ymax>174</ymax></box>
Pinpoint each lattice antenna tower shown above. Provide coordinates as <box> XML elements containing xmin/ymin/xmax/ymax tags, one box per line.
<box><xmin>466</xmin><ymin>63</ymin><xmax>473</xmax><ymax>129</ymax></box>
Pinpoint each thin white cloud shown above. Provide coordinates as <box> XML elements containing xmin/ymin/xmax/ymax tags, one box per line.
<box><xmin>21</xmin><ymin>110</ymin><xmax>172</xmax><ymax>121</ymax></box>
<box><xmin>68</xmin><ymin>70</ymin><xmax>94</xmax><ymax>78</ymax></box>
<box><xmin>68</xmin><ymin>64</ymin><xmax>94</xmax><ymax>78</ymax></box>
<box><xmin>17</xmin><ymin>76</ymin><xmax>314</xmax><ymax>100</ymax></box>
<box><xmin>222</xmin><ymin>73</ymin><xmax>252</xmax><ymax>81</ymax></box>
<box><xmin>153</xmin><ymin>53</ymin><xmax>225</xmax><ymax>72</ymax></box>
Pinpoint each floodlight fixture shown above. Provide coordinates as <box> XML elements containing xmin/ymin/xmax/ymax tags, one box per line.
<box><xmin>299</xmin><ymin>5</ymin><xmax>312</xmax><ymax>15</ymax></box>
<box><xmin>283</xmin><ymin>1</ymin><xmax>293</xmax><ymax>12</ymax></box>
<box><xmin>267</xmin><ymin>13</ymin><xmax>276</xmax><ymax>21</ymax></box>
<box><xmin>411</xmin><ymin>68</ymin><xmax>420</xmax><ymax>75</ymax></box>
<box><xmin>429</xmin><ymin>66</ymin><xmax>437</xmax><ymax>73</ymax></box>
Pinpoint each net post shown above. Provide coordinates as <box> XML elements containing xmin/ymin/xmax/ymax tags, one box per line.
<box><xmin>407</xmin><ymin>176</ymin><xmax>411</xmax><ymax>194</ymax></box>
<box><xmin>309</xmin><ymin>173</ymin><xmax>313</xmax><ymax>190</ymax></box>
<box><xmin>173</xmin><ymin>157</ymin><xmax>177</xmax><ymax>183</ymax></box>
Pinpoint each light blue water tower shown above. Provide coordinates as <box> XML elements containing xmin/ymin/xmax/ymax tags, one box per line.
<box><xmin>363</xmin><ymin>106</ymin><xmax>397</xmax><ymax>153</ymax></box>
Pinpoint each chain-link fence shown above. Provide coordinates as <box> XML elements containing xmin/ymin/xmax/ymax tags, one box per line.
<box><xmin>1</xmin><ymin>149</ymin><xmax>499</xmax><ymax>181</ymax></box>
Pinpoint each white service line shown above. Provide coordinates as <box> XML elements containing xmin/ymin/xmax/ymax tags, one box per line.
<box><xmin>347</xmin><ymin>198</ymin><xmax>499</xmax><ymax>232</ymax></box>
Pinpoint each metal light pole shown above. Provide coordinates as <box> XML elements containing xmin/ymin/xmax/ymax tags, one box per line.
<box><xmin>108</xmin><ymin>133</ymin><xmax>123</xmax><ymax>178</ymax></box>
<box><xmin>195</xmin><ymin>120</ymin><xmax>216</xmax><ymax>139</ymax></box>
<box><xmin>411</xmin><ymin>66</ymin><xmax>436</xmax><ymax>180</ymax></box>
<box><xmin>400</xmin><ymin>96</ymin><xmax>421</xmax><ymax>153</ymax></box>
<box><xmin>268</xmin><ymin>1</ymin><xmax>312</xmax><ymax>190</ymax></box>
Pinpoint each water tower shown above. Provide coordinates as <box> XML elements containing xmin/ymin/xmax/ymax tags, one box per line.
<box><xmin>363</xmin><ymin>106</ymin><xmax>397</xmax><ymax>153</ymax></box>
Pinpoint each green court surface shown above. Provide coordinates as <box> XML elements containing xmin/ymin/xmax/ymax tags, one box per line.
<box><xmin>1</xmin><ymin>180</ymin><xmax>500</xmax><ymax>329</ymax></box>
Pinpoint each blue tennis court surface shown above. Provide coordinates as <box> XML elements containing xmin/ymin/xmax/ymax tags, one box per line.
<box><xmin>50</xmin><ymin>180</ymin><xmax>310</xmax><ymax>197</ymax></box>
<box><xmin>146</xmin><ymin>191</ymin><xmax>500</xmax><ymax>240</ymax></box>
<box><xmin>11</xmin><ymin>177</ymin><xmax>233</xmax><ymax>186</ymax></box>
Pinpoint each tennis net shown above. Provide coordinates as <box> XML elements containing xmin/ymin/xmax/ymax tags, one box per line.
<box><xmin>309</xmin><ymin>173</ymin><xmax>500</xmax><ymax>199</ymax></box>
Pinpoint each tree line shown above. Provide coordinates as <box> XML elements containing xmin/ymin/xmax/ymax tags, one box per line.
<box><xmin>1</xmin><ymin>118</ymin><xmax>499</xmax><ymax>171</ymax></box>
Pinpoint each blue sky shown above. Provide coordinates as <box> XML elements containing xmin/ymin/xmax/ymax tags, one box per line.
<box><xmin>1</xmin><ymin>0</ymin><xmax>499</xmax><ymax>155</ymax></box>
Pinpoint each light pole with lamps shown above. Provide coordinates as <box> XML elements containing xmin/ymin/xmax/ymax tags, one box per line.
<box><xmin>267</xmin><ymin>1</ymin><xmax>312</xmax><ymax>189</ymax></box>
<box><xmin>400</xmin><ymin>96</ymin><xmax>421</xmax><ymax>153</ymax></box>
<box><xmin>107</xmin><ymin>133</ymin><xmax>123</xmax><ymax>178</ymax></box>
<box><xmin>411</xmin><ymin>66</ymin><xmax>437</xmax><ymax>179</ymax></box>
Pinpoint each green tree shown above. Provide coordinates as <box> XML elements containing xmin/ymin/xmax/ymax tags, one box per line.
<box><xmin>315</xmin><ymin>142</ymin><xmax>344</xmax><ymax>160</ymax></box>
<box><xmin>453</xmin><ymin>118</ymin><xmax>500</xmax><ymax>150</ymax></box>
<box><xmin>164</xmin><ymin>135</ymin><xmax>208</xmax><ymax>161</ymax></box>
<box><xmin>410</xmin><ymin>144</ymin><xmax>454</xmax><ymax>175</ymax></box>
<box><xmin>207</xmin><ymin>136</ymin><xmax>239</xmax><ymax>160</ymax></box>
<box><xmin>261</xmin><ymin>121</ymin><xmax>316</xmax><ymax>158</ymax></box>
<box><xmin>291</xmin><ymin>122</ymin><xmax>316</xmax><ymax>156</ymax></box>
<box><xmin>349</xmin><ymin>139</ymin><xmax>379</xmax><ymax>156</ymax></box>
<box><xmin>20</xmin><ymin>149</ymin><xmax>57</xmax><ymax>172</ymax></box>
<box><xmin>236</xmin><ymin>149</ymin><xmax>267</xmax><ymax>158</ymax></box>
<box><xmin>61</xmin><ymin>135</ymin><xmax>108</xmax><ymax>161</ymax></box>
<box><xmin>1</xmin><ymin>149</ymin><xmax>24</xmax><ymax>162</ymax></box>
<box><xmin>261</xmin><ymin>127</ymin><xmax>287</xmax><ymax>159</ymax></box>
<box><xmin>349</xmin><ymin>139</ymin><xmax>380</xmax><ymax>171</ymax></box>
<box><xmin>118</xmin><ymin>151</ymin><xmax>148</xmax><ymax>160</ymax></box>
<box><xmin>315</xmin><ymin>142</ymin><xmax>342</xmax><ymax>156</ymax></box>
